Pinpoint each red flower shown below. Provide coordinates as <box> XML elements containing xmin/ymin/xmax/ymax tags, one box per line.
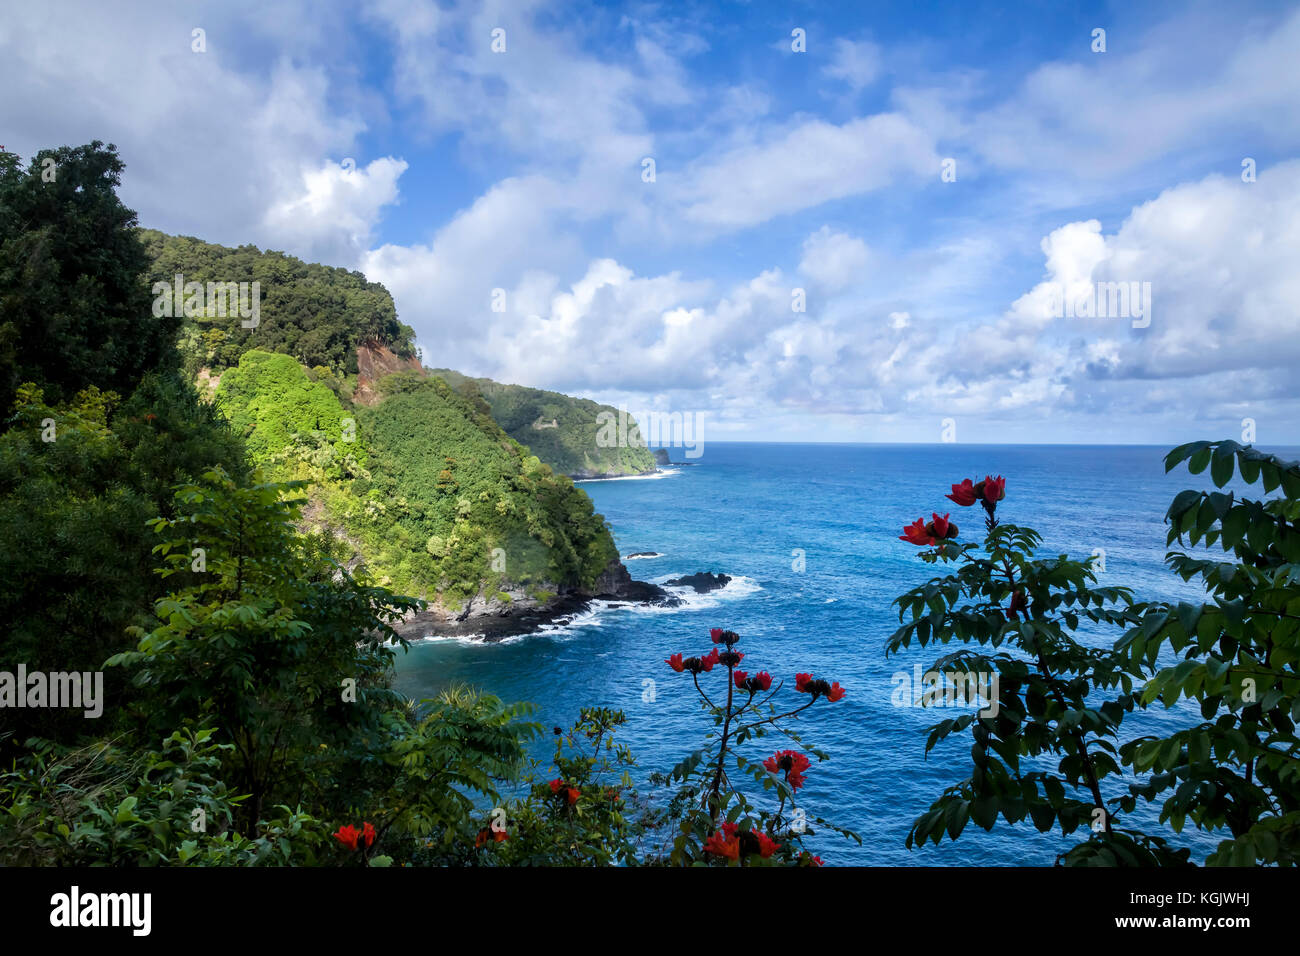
<box><xmin>550</xmin><ymin>779</ymin><xmax>580</xmax><ymax>804</ymax></box>
<box><xmin>930</xmin><ymin>512</ymin><xmax>952</xmax><ymax>539</ymax></box>
<box><xmin>475</xmin><ymin>827</ymin><xmax>508</xmax><ymax>847</ymax></box>
<box><xmin>705</xmin><ymin>822</ymin><xmax>782</xmax><ymax>861</ymax></box>
<box><xmin>333</xmin><ymin>824</ymin><xmax>360</xmax><ymax>851</ymax></box>
<box><xmin>982</xmin><ymin>475</ymin><xmax>1006</xmax><ymax>502</ymax></box>
<box><xmin>796</xmin><ymin>674</ymin><xmax>845</xmax><ymax>702</ymax></box>
<box><xmin>666</xmin><ymin>653</ymin><xmax>684</xmax><ymax>672</ymax></box>
<box><xmin>764</xmin><ymin>750</ymin><xmax>812</xmax><ymax>791</ymax></box>
<box><xmin>899</xmin><ymin>517</ymin><xmax>935</xmax><ymax>546</ymax></box>
<box><xmin>710</xmin><ymin>627</ymin><xmax>725</xmax><ymax>643</ymax></box>
<box><xmin>703</xmin><ymin>823</ymin><xmax>741</xmax><ymax>860</ymax></box>
<box><xmin>362</xmin><ymin>821</ymin><xmax>376</xmax><ymax>848</ymax></box>
<box><xmin>755</xmin><ymin>671</ymin><xmax>772</xmax><ymax>691</ymax></box>
<box><xmin>733</xmin><ymin>669</ymin><xmax>748</xmax><ymax>688</ymax></box>
<box><xmin>753</xmin><ymin>831</ymin><xmax>782</xmax><ymax>859</ymax></box>
<box><xmin>701</xmin><ymin>647</ymin><xmax>719</xmax><ymax>671</ymax></box>
<box><xmin>1007</xmin><ymin>589</ymin><xmax>1029</xmax><ymax>620</ymax></box>
<box><xmin>946</xmin><ymin>479</ymin><xmax>978</xmax><ymax>506</ymax></box>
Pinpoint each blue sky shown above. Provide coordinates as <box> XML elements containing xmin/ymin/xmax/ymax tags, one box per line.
<box><xmin>2</xmin><ymin>0</ymin><xmax>1299</xmax><ymax>443</ymax></box>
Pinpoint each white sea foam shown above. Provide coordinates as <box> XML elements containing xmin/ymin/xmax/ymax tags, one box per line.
<box><xmin>574</xmin><ymin>468</ymin><xmax>680</xmax><ymax>483</ymax></box>
<box><xmin>624</xmin><ymin>552</ymin><xmax>664</xmax><ymax>560</ymax></box>
<box><xmin>406</xmin><ymin>576</ymin><xmax>761</xmax><ymax>644</ymax></box>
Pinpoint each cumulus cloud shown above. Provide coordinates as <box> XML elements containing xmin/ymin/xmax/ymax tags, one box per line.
<box><xmin>0</xmin><ymin>0</ymin><xmax>386</xmax><ymax>264</ymax></box>
<box><xmin>264</xmin><ymin>157</ymin><xmax>408</xmax><ymax>266</ymax></box>
<box><xmin>799</xmin><ymin>227</ymin><xmax>871</xmax><ymax>291</ymax></box>
<box><xmin>4</xmin><ymin>0</ymin><xmax>1299</xmax><ymax>441</ymax></box>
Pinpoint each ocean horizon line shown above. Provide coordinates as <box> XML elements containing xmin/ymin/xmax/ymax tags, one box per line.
<box><xmin>648</xmin><ymin>439</ymin><xmax>1300</xmax><ymax>450</ymax></box>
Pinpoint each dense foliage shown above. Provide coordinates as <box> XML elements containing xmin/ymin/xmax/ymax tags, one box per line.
<box><xmin>213</xmin><ymin>354</ymin><xmax>619</xmax><ymax>607</ymax></box>
<box><xmin>1117</xmin><ymin>442</ymin><xmax>1300</xmax><ymax>865</ymax></box>
<box><xmin>0</xmin><ymin>375</ymin><xmax>247</xmax><ymax>750</ymax></box>
<box><xmin>138</xmin><ymin>228</ymin><xmax>414</xmax><ymax>376</ymax></box>
<box><xmin>652</xmin><ymin>628</ymin><xmax>858</xmax><ymax>865</ymax></box>
<box><xmin>888</xmin><ymin>450</ymin><xmax>1300</xmax><ymax>866</ymax></box>
<box><xmin>431</xmin><ymin>368</ymin><xmax>658</xmax><ymax>478</ymax></box>
<box><xmin>215</xmin><ymin>350</ymin><xmax>363</xmax><ymax>473</ymax></box>
<box><xmin>2</xmin><ymin>470</ymin><xmax>541</xmax><ymax>865</ymax></box>
<box><xmin>0</xmin><ymin>144</ymin><xmax>174</xmax><ymax>413</ymax></box>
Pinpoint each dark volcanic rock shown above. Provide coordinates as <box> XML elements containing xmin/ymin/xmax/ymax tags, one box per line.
<box><xmin>664</xmin><ymin>571</ymin><xmax>732</xmax><ymax>593</ymax></box>
<box><xmin>392</xmin><ymin>592</ymin><xmax>592</xmax><ymax>644</ymax></box>
<box><xmin>393</xmin><ymin>559</ymin><xmax>680</xmax><ymax>643</ymax></box>
<box><xmin>594</xmin><ymin>559</ymin><xmax>681</xmax><ymax>606</ymax></box>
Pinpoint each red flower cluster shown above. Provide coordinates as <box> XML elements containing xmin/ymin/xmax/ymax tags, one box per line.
<box><xmin>549</xmin><ymin>779</ymin><xmax>580</xmax><ymax>805</ymax></box>
<box><xmin>900</xmin><ymin>512</ymin><xmax>958</xmax><ymax>547</ymax></box>
<box><xmin>795</xmin><ymin>673</ymin><xmax>845</xmax><ymax>702</ymax></box>
<box><xmin>666</xmin><ymin>647</ymin><xmax>722</xmax><ymax>673</ymax></box>
<box><xmin>703</xmin><ymin>822</ymin><xmax>781</xmax><ymax>861</ymax></box>
<box><xmin>333</xmin><ymin>821</ymin><xmax>376</xmax><ymax>851</ymax></box>
<box><xmin>763</xmin><ymin>749</ymin><xmax>812</xmax><ymax>790</ymax></box>
<box><xmin>733</xmin><ymin>670</ymin><xmax>773</xmax><ymax>693</ymax></box>
<box><xmin>710</xmin><ymin>627</ymin><xmax>739</xmax><ymax>645</ymax></box>
<box><xmin>475</xmin><ymin>827</ymin><xmax>509</xmax><ymax>847</ymax></box>
<box><xmin>946</xmin><ymin>475</ymin><xmax>1006</xmax><ymax>513</ymax></box>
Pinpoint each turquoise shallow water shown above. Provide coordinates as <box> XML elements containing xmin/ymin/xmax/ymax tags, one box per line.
<box><xmin>392</xmin><ymin>442</ymin><xmax>1296</xmax><ymax>865</ymax></box>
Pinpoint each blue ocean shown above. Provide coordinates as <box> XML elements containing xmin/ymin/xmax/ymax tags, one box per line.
<box><xmin>392</xmin><ymin>442</ymin><xmax>1293</xmax><ymax>865</ymax></box>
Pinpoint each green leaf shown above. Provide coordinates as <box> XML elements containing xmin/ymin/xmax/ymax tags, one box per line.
<box><xmin>1210</xmin><ymin>447</ymin><xmax>1235</xmax><ymax>488</ymax></box>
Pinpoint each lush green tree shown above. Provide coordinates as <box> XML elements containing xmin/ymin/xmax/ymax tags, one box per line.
<box><xmin>886</xmin><ymin>478</ymin><xmax>1190</xmax><ymax>865</ymax></box>
<box><xmin>0</xmin><ymin>377</ymin><xmax>246</xmax><ymax>750</ymax></box>
<box><xmin>106</xmin><ymin>467</ymin><xmax>420</xmax><ymax>831</ymax></box>
<box><xmin>214</xmin><ymin>349</ymin><xmax>362</xmax><ymax>471</ymax></box>
<box><xmin>1116</xmin><ymin>441</ymin><xmax>1300</xmax><ymax>865</ymax></box>
<box><xmin>138</xmin><ymin>229</ymin><xmax>414</xmax><ymax>376</ymax></box>
<box><xmin>459</xmin><ymin>707</ymin><xmax>643</xmax><ymax>867</ymax></box>
<box><xmin>0</xmin><ymin>143</ymin><xmax>172</xmax><ymax>412</ymax></box>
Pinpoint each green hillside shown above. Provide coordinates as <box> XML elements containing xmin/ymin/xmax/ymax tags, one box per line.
<box><xmin>138</xmin><ymin>228</ymin><xmax>415</xmax><ymax>376</ymax></box>
<box><xmin>430</xmin><ymin>369</ymin><xmax>658</xmax><ymax>478</ymax></box>
<box><xmin>215</xmin><ymin>351</ymin><xmax>617</xmax><ymax>607</ymax></box>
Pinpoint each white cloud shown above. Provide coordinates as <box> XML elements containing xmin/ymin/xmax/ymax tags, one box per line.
<box><xmin>672</xmin><ymin>113</ymin><xmax>938</xmax><ymax>228</ymax></box>
<box><xmin>263</xmin><ymin>157</ymin><xmax>408</xmax><ymax>266</ymax></box>
<box><xmin>0</xmin><ymin>1</ymin><xmax>380</xmax><ymax>265</ymax></box>
<box><xmin>799</xmin><ymin>227</ymin><xmax>870</xmax><ymax>291</ymax></box>
<box><xmin>969</xmin><ymin>7</ymin><xmax>1300</xmax><ymax>181</ymax></box>
<box><xmin>822</xmin><ymin>39</ymin><xmax>882</xmax><ymax>92</ymax></box>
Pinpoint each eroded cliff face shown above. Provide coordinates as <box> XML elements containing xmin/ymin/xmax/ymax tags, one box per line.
<box><xmin>353</xmin><ymin>343</ymin><xmax>424</xmax><ymax>406</ymax></box>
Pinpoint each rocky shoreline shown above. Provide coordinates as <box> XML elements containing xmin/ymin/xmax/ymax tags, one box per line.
<box><xmin>391</xmin><ymin>558</ymin><xmax>687</xmax><ymax>644</ymax></box>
